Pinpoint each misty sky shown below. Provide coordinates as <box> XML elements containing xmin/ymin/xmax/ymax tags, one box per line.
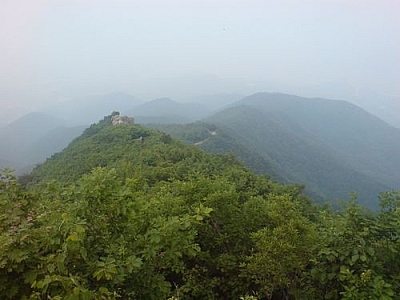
<box><xmin>1</xmin><ymin>0</ymin><xmax>399</xmax><ymax>123</ymax></box>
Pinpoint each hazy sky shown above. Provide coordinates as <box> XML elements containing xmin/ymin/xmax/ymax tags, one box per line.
<box><xmin>1</xmin><ymin>0</ymin><xmax>399</xmax><ymax>122</ymax></box>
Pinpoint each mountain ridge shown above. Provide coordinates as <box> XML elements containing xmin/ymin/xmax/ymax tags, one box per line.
<box><xmin>153</xmin><ymin>92</ymin><xmax>400</xmax><ymax>208</ymax></box>
<box><xmin>3</xmin><ymin>91</ymin><xmax>399</xmax><ymax>210</ymax></box>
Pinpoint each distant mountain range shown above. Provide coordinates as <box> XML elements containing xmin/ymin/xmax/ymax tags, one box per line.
<box><xmin>0</xmin><ymin>94</ymin><xmax>222</xmax><ymax>172</ymax></box>
<box><xmin>42</xmin><ymin>92</ymin><xmax>141</xmax><ymax>125</ymax></box>
<box><xmin>1</xmin><ymin>91</ymin><xmax>399</xmax><ymax>209</ymax></box>
<box><xmin>127</xmin><ymin>97</ymin><xmax>213</xmax><ymax>124</ymax></box>
<box><xmin>0</xmin><ymin>112</ymin><xmax>85</xmax><ymax>172</ymax></box>
<box><xmin>293</xmin><ymin>82</ymin><xmax>400</xmax><ymax>129</ymax></box>
<box><xmin>152</xmin><ymin>93</ymin><xmax>400</xmax><ymax>208</ymax></box>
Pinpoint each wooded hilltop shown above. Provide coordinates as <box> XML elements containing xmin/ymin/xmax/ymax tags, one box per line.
<box><xmin>1</xmin><ymin>113</ymin><xmax>399</xmax><ymax>299</ymax></box>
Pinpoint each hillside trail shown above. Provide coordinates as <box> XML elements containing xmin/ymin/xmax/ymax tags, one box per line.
<box><xmin>193</xmin><ymin>130</ymin><xmax>217</xmax><ymax>146</ymax></box>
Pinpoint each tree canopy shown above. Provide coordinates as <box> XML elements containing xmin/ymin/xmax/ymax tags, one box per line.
<box><xmin>1</xmin><ymin>115</ymin><xmax>399</xmax><ymax>299</ymax></box>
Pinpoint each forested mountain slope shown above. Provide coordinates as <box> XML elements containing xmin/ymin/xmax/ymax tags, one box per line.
<box><xmin>152</xmin><ymin>93</ymin><xmax>400</xmax><ymax>208</ymax></box>
<box><xmin>30</xmin><ymin>114</ymin><xmax>238</xmax><ymax>184</ymax></box>
<box><xmin>196</xmin><ymin>93</ymin><xmax>400</xmax><ymax>208</ymax></box>
<box><xmin>149</xmin><ymin>122</ymin><xmax>287</xmax><ymax>183</ymax></box>
<box><xmin>234</xmin><ymin>93</ymin><xmax>400</xmax><ymax>184</ymax></box>
<box><xmin>2</xmin><ymin>113</ymin><xmax>400</xmax><ymax>299</ymax></box>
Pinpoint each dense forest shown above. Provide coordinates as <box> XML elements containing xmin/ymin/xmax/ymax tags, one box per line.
<box><xmin>1</xmin><ymin>114</ymin><xmax>399</xmax><ymax>299</ymax></box>
<box><xmin>117</xmin><ymin>92</ymin><xmax>400</xmax><ymax>209</ymax></box>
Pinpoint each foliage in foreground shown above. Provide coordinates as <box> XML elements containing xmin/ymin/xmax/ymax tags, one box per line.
<box><xmin>1</xmin><ymin>119</ymin><xmax>399</xmax><ymax>299</ymax></box>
